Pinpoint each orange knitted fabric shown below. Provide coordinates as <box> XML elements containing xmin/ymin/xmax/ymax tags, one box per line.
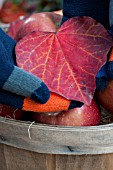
<box><xmin>23</xmin><ymin>92</ymin><xmax>71</xmax><ymax>112</ymax></box>
<box><xmin>109</xmin><ymin>48</ymin><xmax>113</xmax><ymax>61</ymax></box>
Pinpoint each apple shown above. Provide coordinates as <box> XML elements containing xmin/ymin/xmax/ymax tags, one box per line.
<box><xmin>33</xmin><ymin>99</ymin><xmax>101</xmax><ymax>126</ymax></box>
<box><xmin>8</xmin><ymin>15</ymin><xmax>27</xmax><ymax>39</ymax></box>
<box><xmin>14</xmin><ymin>12</ymin><xmax>62</xmax><ymax>41</ymax></box>
<box><xmin>0</xmin><ymin>104</ymin><xmax>24</xmax><ymax>120</ymax></box>
<box><xmin>96</xmin><ymin>79</ymin><xmax>113</xmax><ymax>114</ymax></box>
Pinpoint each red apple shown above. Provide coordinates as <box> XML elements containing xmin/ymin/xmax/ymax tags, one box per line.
<box><xmin>96</xmin><ymin>79</ymin><xmax>113</xmax><ymax>114</ymax></box>
<box><xmin>14</xmin><ymin>12</ymin><xmax>62</xmax><ymax>41</ymax></box>
<box><xmin>33</xmin><ymin>99</ymin><xmax>101</xmax><ymax>126</ymax></box>
<box><xmin>8</xmin><ymin>16</ymin><xmax>27</xmax><ymax>39</ymax></box>
<box><xmin>0</xmin><ymin>104</ymin><xmax>24</xmax><ymax>120</ymax></box>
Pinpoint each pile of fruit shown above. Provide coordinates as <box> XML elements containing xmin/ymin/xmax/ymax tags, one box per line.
<box><xmin>1</xmin><ymin>10</ymin><xmax>113</xmax><ymax>127</ymax></box>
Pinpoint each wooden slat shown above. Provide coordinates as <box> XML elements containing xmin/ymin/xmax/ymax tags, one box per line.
<box><xmin>0</xmin><ymin>144</ymin><xmax>47</xmax><ymax>170</ymax></box>
<box><xmin>1</xmin><ymin>117</ymin><xmax>113</xmax><ymax>155</ymax></box>
<box><xmin>0</xmin><ymin>144</ymin><xmax>7</xmax><ymax>170</ymax></box>
<box><xmin>54</xmin><ymin>154</ymin><xmax>113</xmax><ymax>170</ymax></box>
<box><xmin>1</xmin><ymin>144</ymin><xmax>113</xmax><ymax>170</ymax></box>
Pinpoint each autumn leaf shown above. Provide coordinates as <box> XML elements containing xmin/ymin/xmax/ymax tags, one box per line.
<box><xmin>16</xmin><ymin>16</ymin><xmax>113</xmax><ymax>105</ymax></box>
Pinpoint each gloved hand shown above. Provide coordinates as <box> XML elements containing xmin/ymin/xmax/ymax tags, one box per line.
<box><xmin>17</xmin><ymin>0</ymin><xmax>111</xmax><ymax>113</ymax></box>
<box><xmin>0</xmin><ymin>28</ymin><xmax>50</xmax><ymax>109</ymax></box>
<box><xmin>0</xmin><ymin>0</ymin><xmax>112</xmax><ymax>113</ymax></box>
<box><xmin>0</xmin><ymin>28</ymin><xmax>83</xmax><ymax>113</ymax></box>
<box><xmin>61</xmin><ymin>0</ymin><xmax>110</xmax><ymax>29</ymax></box>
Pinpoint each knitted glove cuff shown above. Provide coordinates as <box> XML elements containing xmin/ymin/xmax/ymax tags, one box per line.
<box><xmin>62</xmin><ymin>0</ymin><xmax>110</xmax><ymax>29</ymax></box>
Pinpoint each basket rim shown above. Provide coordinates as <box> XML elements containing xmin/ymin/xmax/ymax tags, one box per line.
<box><xmin>0</xmin><ymin>116</ymin><xmax>113</xmax><ymax>131</ymax></box>
<box><xmin>1</xmin><ymin>116</ymin><xmax>113</xmax><ymax>155</ymax></box>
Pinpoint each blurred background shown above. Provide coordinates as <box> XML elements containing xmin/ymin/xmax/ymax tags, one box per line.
<box><xmin>0</xmin><ymin>0</ymin><xmax>113</xmax><ymax>29</ymax></box>
<box><xmin>25</xmin><ymin>0</ymin><xmax>62</xmax><ymax>13</ymax></box>
<box><xmin>1</xmin><ymin>0</ymin><xmax>113</xmax><ymax>25</ymax></box>
<box><xmin>0</xmin><ymin>0</ymin><xmax>62</xmax><ymax>26</ymax></box>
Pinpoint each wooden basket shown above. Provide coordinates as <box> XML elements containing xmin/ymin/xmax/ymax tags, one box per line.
<box><xmin>1</xmin><ymin>116</ymin><xmax>113</xmax><ymax>170</ymax></box>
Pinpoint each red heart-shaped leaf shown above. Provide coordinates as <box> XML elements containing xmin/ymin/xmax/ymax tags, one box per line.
<box><xmin>16</xmin><ymin>16</ymin><xmax>113</xmax><ymax>105</ymax></box>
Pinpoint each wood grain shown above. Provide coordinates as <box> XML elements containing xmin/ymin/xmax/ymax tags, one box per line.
<box><xmin>1</xmin><ymin>144</ymin><xmax>113</xmax><ymax>170</ymax></box>
<box><xmin>0</xmin><ymin>144</ymin><xmax>7</xmax><ymax>170</ymax></box>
